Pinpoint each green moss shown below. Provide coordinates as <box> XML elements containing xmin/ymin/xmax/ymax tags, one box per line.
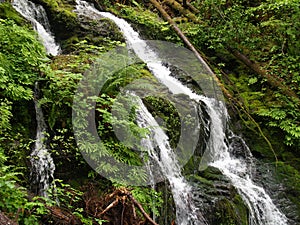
<box><xmin>0</xmin><ymin>3</ymin><xmax>28</xmax><ymax>25</ymax></box>
<box><xmin>276</xmin><ymin>162</ymin><xmax>300</xmax><ymax>216</ymax></box>
<box><xmin>143</xmin><ymin>96</ymin><xmax>181</xmax><ymax>147</ymax></box>
<box><xmin>110</xmin><ymin>4</ymin><xmax>178</xmax><ymax>41</ymax></box>
<box><xmin>188</xmin><ymin>173</ymin><xmax>214</xmax><ymax>186</ymax></box>
<box><xmin>32</xmin><ymin>0</ymin><xmax>79</xmax><ymax>40</ymax></box>
<box><xmin>214</xmin><ymin>197</ymin><xmax>249</xmax><ymax>225</ymax></box>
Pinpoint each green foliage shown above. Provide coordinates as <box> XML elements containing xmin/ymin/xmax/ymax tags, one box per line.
<box><xmin>257</xmin><ymin>103</ymin><xmax>300</xmax><ymax>147</ymax></box>
<box><xmin>111</xmin><ymin>4</ymin><xmax>178</xmax><ymax>41</ymax></box>
<box><xmin>0</xmin><ymin>148</ymin><xmax>48</xmax><ymax>224</ymax></box>
<box><xmin>40</xmin><ymin>65</ymin><xmax>82</xmax><ymax>128</ymax></box>
<box><xmin>0</xmin><ymin>19</ymin><xmax>46</xmax><ymax>101</ymax></box>
<box><xmin>0</xmin><ymin>17</ymin><xmax>51</xmax><ymax>225</ymax></box>
<box><xmin>0</xmin><ymin>99</ymin><xmax>12</xmax><ymax>134</ymax></box>
<box><xmin>180</xmin><ymin>0</ymin><xmax>300</xmax><ymax>151</ymax></box>
<box><xmin>131</xmin><ymin>186</ymin><xmax>163</xmax><ymax>217</ymax></box>
<box><xmin>46</xmin><ymin>179</ymin><xmax>98</xmax><ymax>225</ymax></box>
<box><xmin>0</xmin><ymin>3</ymin><xmax>27</xmax><ymax>25</ymax></box>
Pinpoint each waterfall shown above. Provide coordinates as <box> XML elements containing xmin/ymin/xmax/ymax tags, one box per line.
<box><xmin>133</xmin><ymin>94</ymin><xmax>206</xmax><ymax>225</ymax></box>
<box><xmin>12</xmin><ymin>0</ymin><xmax>57</xmax><ymax>197</ymax></box>
<box><xmin>31</xmin><ymin>82</ymin><xmax>55</xmax><ymax>197</ymax></box>
<box><xmin>75</xmin><ymin>1</ymin><xmax>289</xmax><ymax>224</ymax></box>
<box><xmin>12</xmin><ymin>0</ymin><xmax>60</xmax><ymax>56</ymax></box>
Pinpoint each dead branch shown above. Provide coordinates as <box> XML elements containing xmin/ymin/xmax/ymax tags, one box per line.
<box><xmin>127</xmin><ymin>193</ymin><xmax>159</xmax><ymax>225</ymax></box>
<box><xmin>177</xmin><ymin>0</ymin><xmax>200</xmax><ymax>13</ymax></box>
<box><xmin>95</xmin><ymin>188</ymin><xmax>159</xmax><ymax>225</ymax></box>
<box><xmin>46</xmin><ymin>206</ymin><xmax>82</xmax><ymax>225</ymax></box>
<box><xmin>99</xmin><ymin>198</ymin><xmax>120</xmax><ymax>215</ymax></box>
<box><xmin>164</xmin><ymin>0</ymin><xmax>201</xmax><ymax>23</ymax></box>
<box><xmin>227</xmin><ymin>46</ymin><xmax>300</xmax><ymax>104</ymax></box>
<box><xmin>150</xmin><ymin>0</ymin><xmax>233</xmax><ymax>101</ymax></box>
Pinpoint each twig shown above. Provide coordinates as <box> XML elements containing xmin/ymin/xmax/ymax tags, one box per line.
<box><xmin>99</xmin><ymin>198</ymin><xmax>119</xmax><ymax>215</ymax></box>
<box><xmin>127</xmin><ymin>193</ymin><xmax>159</xmax><ymax>225</ymax></box>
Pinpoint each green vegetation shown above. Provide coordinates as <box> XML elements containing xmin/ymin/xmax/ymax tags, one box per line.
<box><xmin>0</xmin><ymin>0</ymin><xmax>299</xmax><ymax>224</ymax></box>
<box><xmin>0</xmin><ymin>17</ymin><xmax>48</xmax><ymax>224</ymax></box>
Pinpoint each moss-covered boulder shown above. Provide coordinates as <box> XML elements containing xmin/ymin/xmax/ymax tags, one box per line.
<box><xmin>188</xmin><ymin>166</ymin><xmax>249</xmax><ymax>225</ymax></box>
<box><xmin>30</xmin><ymin>0</ymin><xmax>79</xmax><ymax>40</ymax></box>
<box><xmin>0</xmin><ymin>2</ymin><xmax>28</xmax><ymax>25</ymax></box>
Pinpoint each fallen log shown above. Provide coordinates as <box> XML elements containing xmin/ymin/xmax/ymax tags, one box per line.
<box><xmin>177</xmin><ymin>0</ymin><xmax>200</xmax><ymax>13</ymax></box>
<box><xmin>227</xmin><ymin>46</ymin><xmax>300</xmax><ymax>104</ymax></box>
<box><xmin>149</xmin><ymin>0</ymin><xmax>232</xmax><ymax>101</ymax></box>
<box><xmin>149</xmin><ymin>0</ymin><xmax>281</xmax><ymax>161</ymax></box>
<box><xmin>154</xmin><ymin>0</ymin><xmax>300</xmax><ymax>104</ymax></box>
<box><xmin>46</xmin><ymin>206</ymin><xmax>82</xmax><ymax>225</ymax></box>
<box><xmin>164</xmin><ymin>0</ymin><xmax>201</xmax><ymax>23</ymax></box>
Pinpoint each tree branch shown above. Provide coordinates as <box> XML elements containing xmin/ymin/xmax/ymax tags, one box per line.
<box><xmin>149</xmin><ymin>0</ymin><xmax>233</xmax><ymax>101</ymax></box>
<box><xmin>226</xmin><ymin>46</ymin><xmax>300</xmax><ymax>104</ymax></box>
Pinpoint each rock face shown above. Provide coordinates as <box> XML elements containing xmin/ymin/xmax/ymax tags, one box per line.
<box><xmin>30</xmin><ymin>0</ymin><xmax>124</xmax><ymax>53</ymax></box>
<box><xmin>75</xmin><ymin>12</ymin><xmax>125</xmax><ymax>45</ymax></box>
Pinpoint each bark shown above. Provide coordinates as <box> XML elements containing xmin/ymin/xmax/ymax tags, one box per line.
<box><xmin>46</xmin><ymin>206</ymin><xmax>82</xmax><ymax>225</ymax></box>
<box><xmin>177</xmin><ymin>0</ymin><xmax>200</xmax><ymax>13</ymax></box>
<box><xmin>164</xmin><ymin>0</ymin><xmax>201</xmax><ymax>23</ymax></box>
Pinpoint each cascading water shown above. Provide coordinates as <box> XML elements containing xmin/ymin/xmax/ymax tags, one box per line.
<box><xmin>133</xmin><ymin>94</ymin><xmax>206</xmax><ymax>225</ymax></box>
<box><xmin>12</xmin><ymin>0</ymin><xmax>60</xmax><ymax>55</ymax></box>
<box><xmin>75</xmin><ymin>1</ymin><xmax>289</xmax><ymax>224</ymax></box>
<box><xmin>31</xmin><ymin>82</ymin><xmax>55</xmax><ymax>197</ymax></box>
<box><xmin>12</xmin><ymin>0</ymin><xmax>58</xmax><ymax>197</ymax></box>
<box><xmin>205</xmin><ymin>101</ymin><xmax>288</xmax><ymax>225</ymax></box>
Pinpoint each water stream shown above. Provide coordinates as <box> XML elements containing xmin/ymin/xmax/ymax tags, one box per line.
<box><xmin>74</xmin><ymin>1</ymin><xmax>289</xmax><ymax>224</ymax></box>
<box><xmin>12</xmin><ymin>0</ymin><xmax>60</xmax><ymax>55</ymax></box>
<box><xmin>31</xmin><ymin>82</ymin><xmax>55</xmax><ymax>197</ymax></box>
<box><xmin>12</xmin><ymin>0</ymin><xmax>58</xmax><ymax>196</ymax></box>
<box><xmin>134</xmin><ymin>94</ymin><xmax>206</xmax><ymax>225</ymax></box>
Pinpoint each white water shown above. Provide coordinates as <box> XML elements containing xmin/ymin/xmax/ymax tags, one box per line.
<box><xmin>12</xmin><ymin>0</ymin><xmax>60</xmax><ymax>55</ymax></box>
<box><xmin>133</xmin><ymin>94</ymin><xmax>206</xmax><ymax>225</ymax></box>
<box><xmin>75</xmin><ymin>1</ymin><xmax>288</xmax><ymax>224</ymax></box>
<box><xmin>31</xmin><ymin>82</ymin><xmax>55</xmax><ymax>197</ymax></box>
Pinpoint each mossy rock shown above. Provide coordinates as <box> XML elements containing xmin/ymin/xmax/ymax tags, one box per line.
<box><xmin>75</xmin><ymin>15</ymin><xmax>124</xmax><ymax>44</ymax></box>
<box><xmin>212</xmin><ymin>197</ymin><xmax>249</xmax><ymax>225</ymax></box>
<box><xmin>111</xmin><ymin>5</ymin><xmax>178</xmax><ymax>41</ymax></box>
<box><xmin>187</xmin><ymin>166</ymin><xmax>249</xmax><ymax>224</ymax></box>
<box><xmin>30</xmin><ymin>0</ymin><xmax>125</xmax><ymax>52</ymax></box>
<box><xmin>275</xmin><ymin>162</ymin><xmax>300</xmax><ymax>223</ymax></box>
<box><xmin>31</xmin><ymin>0</ymin><xmax>79</xmax><ymax>40</ymax></box>
<box><xmin>0</xmin><ymin>2</ymin><xmax>28</xmax><ymax>25</ymax></box>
